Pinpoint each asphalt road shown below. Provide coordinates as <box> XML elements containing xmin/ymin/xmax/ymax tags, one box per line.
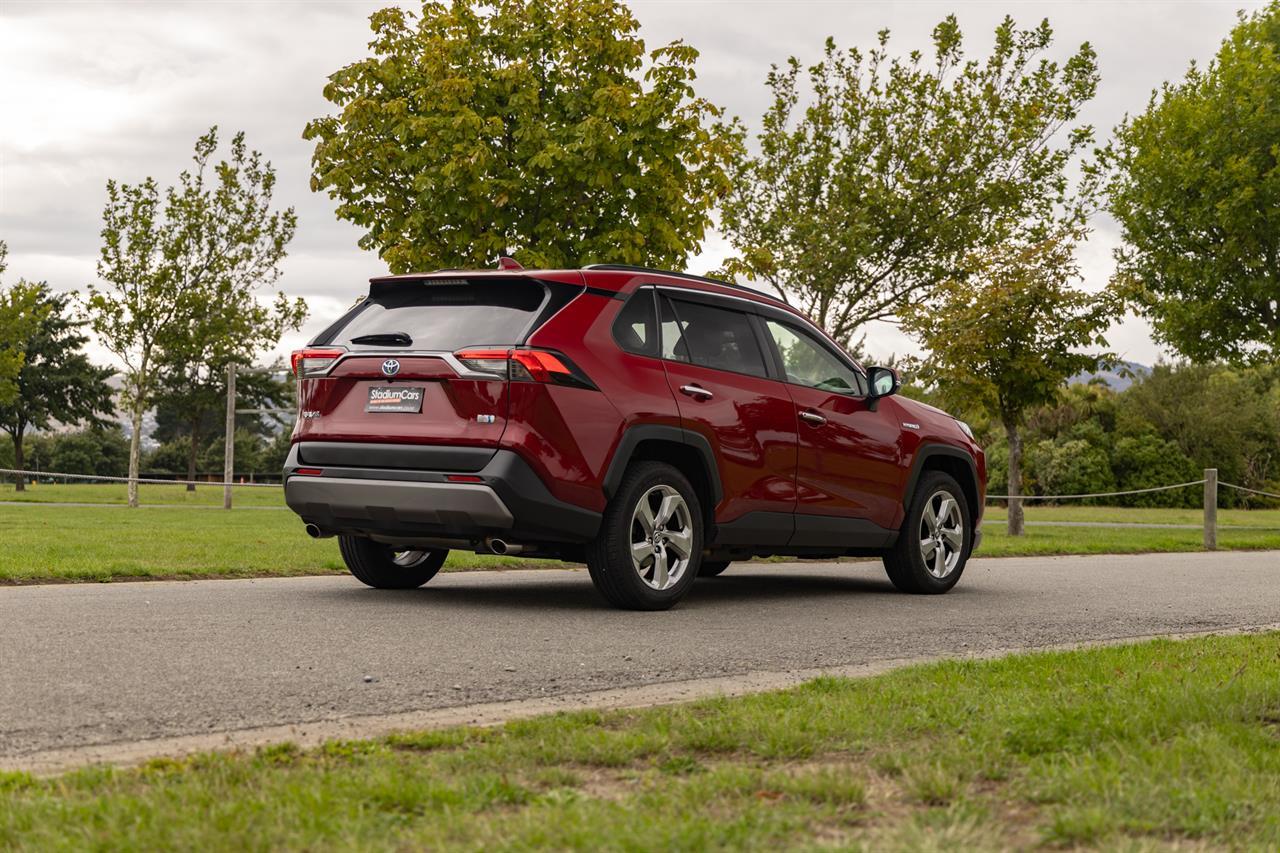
<box><xmin>2</xmin><ymin>551</ymin><xmax>1278</xmax><ymax>768</ymax></box>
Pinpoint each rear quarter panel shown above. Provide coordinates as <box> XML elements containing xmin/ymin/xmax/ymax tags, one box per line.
<box><xmin>518</xmin><ymin>290</ymin><xmax>682</xmax><ymax>512</ymax></box>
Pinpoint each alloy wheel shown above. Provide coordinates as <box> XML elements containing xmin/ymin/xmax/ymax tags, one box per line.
<box><xmin>392</xmin><ymin>550</ymin><xmax>431</xmax><ymax>568</ymax></box>
<box><xmin>919</xmin><ymin>489</ymin><xmax>964</xmax><ymax>578</ymax></box>
<box><xmin>629</xmin><ymin>485</ymin><xmax>694</xmax><ymax>590</ymax></box>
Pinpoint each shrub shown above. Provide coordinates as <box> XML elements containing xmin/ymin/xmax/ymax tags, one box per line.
<box><xmin>1026</xmin><ymin>438</ymin><xmax>1115</xmax><ymax>501</ymax></box>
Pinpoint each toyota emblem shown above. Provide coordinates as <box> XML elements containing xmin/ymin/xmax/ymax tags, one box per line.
<box><xmin>381</xmin><ymin>359</ymin><xmax>401</xmax><ymax>377</ymax></box>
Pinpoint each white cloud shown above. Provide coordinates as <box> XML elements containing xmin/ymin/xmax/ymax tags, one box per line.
<box><xmin>1</xmin><ymin>0</ymin><xmax>1263</xmax><ymax>369</ymax></box>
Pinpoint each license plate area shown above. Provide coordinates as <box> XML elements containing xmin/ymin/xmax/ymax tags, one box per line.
<box><xmin>365</xmin><ymin>385</ymin><xmax>425</xmax><ymax>413</ymax></box>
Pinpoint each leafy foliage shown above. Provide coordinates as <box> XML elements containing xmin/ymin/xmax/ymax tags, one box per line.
<box><xmin>1026</xmin><ymin>437</ymin><xmax>1116</xmax><ymax>499</ymax></box>
<box><xmin>904</xmin><ymin>231</ymin><xmax>1116</xmax><ymax>532</ymax></box>
<box><xmin>152</xmin><ymin>130</ymin><xmax>305</xmax><ymax>488</ymax></box>
<box><xmin>1120</xmin><ymin>363</ymin><xmax>1280</xmax><ymax>499</ymax></box>
<box><xmin>152</xmin><ymin>368</ymin><xmax>292</xmax><ymax>447</ymax></box>
<box><xmin>305</xmin><ymin>0</ymin><xmax>737</xmax><ymax>273</ymax></box>
<box><xmin>967</xmin><ymin>365</ymin><xmax>1279</xmax><ymax>509</ymax></box>
<box><xmin>904</xmin><ymin>232</ymin><xmax>1116</xmax><ymax>428</ymax></box>
<box><xmin>1108</xmin><ymin>434</ymin><xmax>1202</xmax><ymax>508</ymax></box>
<box><xmin>146</xmin><ymin>429</ymin><xmax>274</xmax><ymax>478</ymax></box>
<box><xmin>0</xmin><ymin>283</ymin><xmax>114</xmax><ymax>488</ymax></box>
<box><xmin>1105</xmin><ymin>2</ymin><xmax>1280</xmax><ymax>363</ymax></box>
<box><xmin>0</xmin><ymin>243</ymin><xmax>47</xmax><ymax>407</ymax></box>
<box><xmin>90</xmin><ymin>128</ymin><xmax>301</xmax><ymax>505</ymax></box>
<box><xmin>717</xmin><ymin>16</ymin><xmax>1099</xmax><ymax>343</ymax></box>
<box><xmin>12</xmin><ymin>428</ymin><xmax>132</xmax><ymax>480</ymax></box>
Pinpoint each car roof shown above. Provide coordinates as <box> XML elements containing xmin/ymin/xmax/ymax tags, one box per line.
<box><xmin>368</xmin><ymin>264</ymin><xmax>790</xmax><ymax>309</ymax></box>
<box><xmin>366</xmin><ymin>265</ymin><xmax>860</xmax><ymax>370</ymax></box>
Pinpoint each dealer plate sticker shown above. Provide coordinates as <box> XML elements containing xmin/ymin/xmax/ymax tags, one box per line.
<box><xmin>366</xmin><ymin>385</ymin><xmax>425</xmax><ymax>413</ymax></box>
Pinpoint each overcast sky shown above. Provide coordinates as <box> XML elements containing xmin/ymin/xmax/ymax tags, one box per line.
<box><xmin>0</xmin><ymin>0</ymin><xmax>1264</xmax><ymax>369</ymax></box>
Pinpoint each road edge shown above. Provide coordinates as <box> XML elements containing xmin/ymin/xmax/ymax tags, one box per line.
<box><xmin>7</xmin><ymin>621</ymin><xmax>1278</xmax><ymax>777</ymax></box>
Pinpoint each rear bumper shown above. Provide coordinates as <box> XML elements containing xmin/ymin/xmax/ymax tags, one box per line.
<box><xmin>286</xmin><ymin>476</ymin><xmax>514</xmax><ymax>529</ymax></box>
<box><xmin>283</xmin><ymin>443</ymin><xmax>600</xmax><ymax>544</ymax></box>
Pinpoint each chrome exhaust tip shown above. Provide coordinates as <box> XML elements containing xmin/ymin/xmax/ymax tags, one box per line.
<box><xmin>304</xmin><ymin>523</ymin><xmax>331</xmax><ymax>539</ymax></box>
<box><xmin>483</xmin><ymin>537</ymin><xmax>525</xmax><ymax>556</ymax></box>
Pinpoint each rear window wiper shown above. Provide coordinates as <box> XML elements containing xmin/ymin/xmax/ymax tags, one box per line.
<box><xmin>349</xmin><ymin>332</ymin><xmax>413</xmax><ymax>346</ymax></box>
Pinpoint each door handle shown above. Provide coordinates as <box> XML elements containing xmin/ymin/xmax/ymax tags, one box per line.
<box><xmin>799</xmin><ymin>410</ymin><xmax>827</xmax><ymax>425</ymax></box>
<box><xmin>679</xmin><ymin>384</ymin><xmax>713</xmax><ymax>400</ymax></box>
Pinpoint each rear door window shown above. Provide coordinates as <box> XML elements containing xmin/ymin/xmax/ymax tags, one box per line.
<box><xmin>321</xmin><ymin>280</ymin><xmax>547</xmax><ymax>350</ymax></box>
<box><xmin>660</xmin><ymin>295</ymin><xmax>690</xmax><ymax>362</ymax></box>
<box><xmin>663</xmin><ymin>297</ymin><xmax>769</xmax><ymax>378</ymax></box>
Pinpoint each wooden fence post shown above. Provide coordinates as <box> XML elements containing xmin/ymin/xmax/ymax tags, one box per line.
<box><xmin>224</xmin><ymin>364</ymin><xmax>236</xmax><ymax>510</ymax></box>
<box><xmin>1203</xmin><ymin>468</ymin><xmax>1217</xmax><ymax>551</ymax></box>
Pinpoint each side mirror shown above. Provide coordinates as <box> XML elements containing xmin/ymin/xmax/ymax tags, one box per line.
<box><xmin>867</xmin><ymin>366</ymin><xmax>900</xmax><ymax>398</ymax></box>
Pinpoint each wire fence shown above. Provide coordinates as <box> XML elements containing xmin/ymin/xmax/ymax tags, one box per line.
<box><xmin>0</xmin><ymin>468</ymin><xmax>281</xmax><ymax>488</ymax></box>
<box><xmin>989</xmin><ymin>478</ymin><xmax>1280</xmax><ymax>503</ymax></box>
<box><xmin>1220</xmin><ymin>482</ymin><xmax>1280</xmax><ymax>500</ymax></box>
<box><xmin>2</xmin><ymin>466</ymin><xmax>1278</xmax><ymax>549</ymax></box>
<box><xmin>985</xmin><ymin>468</ymin><xmax>1280</xmax><ymax>548</ymax></box>
<box><xmin>987</xmin><ymin>480</ymin><xmax>1208</xmax><ymax>501</ymax></box>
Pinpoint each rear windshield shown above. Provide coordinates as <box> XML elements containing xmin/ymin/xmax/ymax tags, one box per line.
<box><xmin>321</xmin><ymin>280</ymin><xmax>547</xmax><ymax>350</ymax></box>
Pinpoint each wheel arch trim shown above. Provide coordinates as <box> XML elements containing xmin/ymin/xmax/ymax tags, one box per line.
<box><xmin>903</xmin><ymin>444</ymin><xmax>980</xmax><ymax>517</ymax></box>
<box><xmin>601</xmin><ymin>424</ymin><xmax>724</xmax><ymax>507</ymax></box>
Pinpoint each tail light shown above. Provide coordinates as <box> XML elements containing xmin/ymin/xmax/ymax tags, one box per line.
<box><xmin>291</xmin><ymin>348</ymin><xmax>344</xmax><ymax>377</ymax></box>
<box><xmin>455</xmin><ymin>348</ymin><xmax>596</xmax><ymax>389</ymax></box>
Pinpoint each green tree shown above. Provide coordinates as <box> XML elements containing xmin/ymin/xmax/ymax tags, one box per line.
<box><xmin>0</xmin><ymin>283</ymin><xmax>115</xmax><ymax>489</ymax></box>
<box><xmin>1105</xmin><ymin>3</ymin><xmax>1280</xmax><ymax>363</ymax></box>
<box><xmin>44</xmin><ymin>427</ymin><xmax>131</xmax><ymax>480</ymax></box>
<box><xmin>903</xmin><ymin>231</ymin><xmax>1116</xmax><ymax>534</ymax></box>
<box><xmin>304</xmin><ymin>0</ymin><xmax>736</xmax><ymax>272</ymax></box>
<box><xmin>717</xmin><ymin>16</ymin><xmax>1099</xmax><ymax>343</ymax></box>
<box><xmin>1109</xmin><ymin>433</ymin><xmax>1200</xmax><ymax>508</ymax></box>
<box><xmin>1025</xmin><ymin>437</ymin><xmax>1115</xmax><ymax>500</ymax></box>
<box><xmin>0</xmin><ymin>242</ymin><xmax>48</xmax><ymax>408</ymax></box>
<box><xmin>1116</xmin><ymin>363</ymin><xmax>1280</xmax><ymax>503</ymax></box>
<box><xmin>144</xmin><ymin>436</ymin><xmax>197</xmax><ymax>476</ymax></box>
<box><xmin>155</xmin><ymin>138</ymin><xmax>303</xmax><ymax>492</ymax></box>
<box><xmin>197</xmin><ymin>428</ymin><xmax>265</xmax><ymax>477</ymax></box>
<box><xmin>258</xmin><ymin>428</ymin><xmax>294</xmax><ymax>474</ymax></box>
<box><xmin>151</xmin><ymin>366</ymin><xmax>294</xmax><ymax>487</ymax></box>
<box><xmin>90</xmin><ymin>128</ymin><xmax>299</xmax><ymax>507</ymax></box>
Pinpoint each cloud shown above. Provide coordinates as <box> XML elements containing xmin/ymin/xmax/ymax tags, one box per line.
<box><xmin>1</xmin><ymin>0</ymin><xmax>1264</xmax><ymax>369</ymax></box>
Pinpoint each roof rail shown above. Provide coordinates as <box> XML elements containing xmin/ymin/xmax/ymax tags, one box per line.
<box><xmin>581</xmin><ymin>264</ymin><xmax>786</xmax><ymax>305</ymax></box>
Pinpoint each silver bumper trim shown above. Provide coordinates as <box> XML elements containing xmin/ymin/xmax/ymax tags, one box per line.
<box><xmin>285</xmin><ymin>477</ymin><xmax>514</xmax><ymax>529</ymax></box>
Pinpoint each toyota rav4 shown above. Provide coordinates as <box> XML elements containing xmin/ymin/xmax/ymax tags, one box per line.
<box><xmin>284</xmin><ymin>262</ymin><xmax>985</xmax><ymax>610</ymax></box>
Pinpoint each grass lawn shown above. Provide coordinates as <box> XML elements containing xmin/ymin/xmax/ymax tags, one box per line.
<box><xmin>977</xmin><ymin>503</ymin><xmax>1280</xmax><ymax>556</ymax></box>
<box><xmin>3</xmin><ymin>499</ymin><xmax>1280</xmax><ymax>583</ymax></box>
<box><xmin>0</xmin><ymin>503</ymin><xmax>535</xmax><ymax>583</ymax></box>
<box><xmin>978</xmin><ymin>520</ymin><xmax>1280</xmax><ymax>556</ymax></box>
<box><xmin>3</xmin><ymin>632</ymin><xmax>1277</xmax><ymax>850</ymax></box>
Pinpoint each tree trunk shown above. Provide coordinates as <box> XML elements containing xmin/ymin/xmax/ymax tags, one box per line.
<box><xmin>128</xmin><ymin>402</ymin><xmax>144</xmax><ymax>508</ymax></box>
<box><xmin>186</xmin><ymin>417</ymin><xmax>200</xmax><ymax>492</ymax></box>
<box><xmin>12</xmin><ymin>432</ymin><xmax>24</xmax><ymax>492</ymax></box>
<box><xmin>1003</xmin><ymin>417</ymin><xmax>1024</xmax><ymax>536</ymax></box>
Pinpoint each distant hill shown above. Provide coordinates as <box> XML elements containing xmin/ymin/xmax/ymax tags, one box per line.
<box><xmin>1069</xmin><ymin>361</ymin><xmax>1151</xmax><ymax>392</ymax></box>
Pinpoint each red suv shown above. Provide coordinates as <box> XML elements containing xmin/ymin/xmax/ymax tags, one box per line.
<box><xmin>285</xmin><ymin>263</ymin><xmax>985</xmax><ymax>609</ymax></box>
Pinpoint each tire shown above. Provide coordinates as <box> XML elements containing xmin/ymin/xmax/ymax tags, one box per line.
<box><xmin>338</xmin><ymin>536</ymin><xmax>447</xmax><ymax>589</ymax></box>
<box><xmin>883</xmin><ymin>471</ymin><xmax>971</xmax><ymax>594</ymax></box>
<box><xmin>699</xmin><ymin>560</ymin><xmax>731</xmax><ymax>578</ymax></box>
<box><xmin>586</xmin><ymin>461</ymin><xmax>704</xmax><ymax>610</ymax></box>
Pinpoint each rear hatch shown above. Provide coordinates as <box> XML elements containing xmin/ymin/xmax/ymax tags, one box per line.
<box><xmin>292</xmin><ymin>276</ymin><xmax>578</xmax><ymax>466</ymax></box>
